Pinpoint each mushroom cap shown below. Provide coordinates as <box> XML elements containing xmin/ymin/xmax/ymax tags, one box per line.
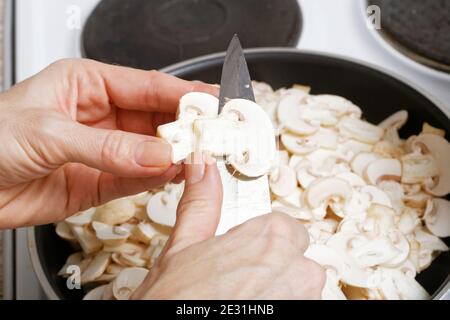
<box><xmin>269</xmin><ymin>165</ymin><xmax>297</xmax><ymax>197</ymax></box>
<box><xmin>412</xmin><ymin>133</ymin><xmax>450</xmax><ymax>196</ymax></box>
<box><xmin>424</xmin><ymin>198</ymin><xmax>450</xmax><ymax>237</ymax></box>
<box><xmin>112</xmin><ymin>267</ymin><xmax>149</xmax><ymax>300</ymax></box>
<box><xmin>304</xmin><ymin>177</ymin><xmax>352</xmax><ymax>209</ymax></box>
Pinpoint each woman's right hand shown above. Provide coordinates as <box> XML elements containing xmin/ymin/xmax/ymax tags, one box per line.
<box><xmin>133</xmin><ymin>153</ymin><xmax>326</xmax><ymax>299</ymax></box>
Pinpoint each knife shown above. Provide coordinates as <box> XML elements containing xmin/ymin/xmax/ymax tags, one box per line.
<box><xmin>215</xmin><ymin>35</ymin><xmax>272</xmax><ymax>235</ymax></box>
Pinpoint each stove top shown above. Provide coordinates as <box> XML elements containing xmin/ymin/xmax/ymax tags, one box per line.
<box><xmin>4</xmin><ymin>0</ymin><xmax>450</xmax><ymax>300</ymax></box>
<box><xmin>83</xmin><ymin>0</ymin><xmax>302</xmax><ymax>70</ymax></box>
<box><xmin>368</xmin><ymin>0</ymin><xmax>450</xmax><ymax>72</ymax></box>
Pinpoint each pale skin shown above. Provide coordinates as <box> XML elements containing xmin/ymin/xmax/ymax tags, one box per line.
<box><xmin>0</xmin><ymin>59</ymin><xmax>325</xmax><ymax>299</ymax></box>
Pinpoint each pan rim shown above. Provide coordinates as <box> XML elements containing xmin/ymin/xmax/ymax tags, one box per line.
<box><xmin>28</xmin><ymin>47</ymin><xmax>450</xmax><ymax>300</ymax></box>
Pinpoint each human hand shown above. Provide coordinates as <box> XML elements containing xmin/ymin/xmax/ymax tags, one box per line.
<box><xmin>132</xmin><ymin>153</ymin><xmax>325</xmax><ymax>300</ymax></box>
<box><xmin>0</xmin><ymin>59</ymin><xmax>217</xmax><ymax>228</ymax></box>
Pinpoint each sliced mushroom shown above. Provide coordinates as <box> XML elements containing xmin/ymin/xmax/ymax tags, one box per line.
<box><xmin>157</xmin><ymin>92</ymin><xmax>219</xmax><ymax>162</ymax></box>
<box><xmin>401</xmin><ymin>153</ymin><xmax>439</xmax><ymax>184</ymax></box>
<box><xmin>277</xmin><ymin>187</ymin><xmax>303</xmax><ymax>208</ymax></box>
<box><xmin>424</xmin><ymin>198</ymin><xmax>450</xmax><ymax>237</ymax></box>
<box><xmin>281</xmin><ymin>128</ymin><xmax>338</xmax><ymax>155</ymax></box>
<box><xmin>146</xmin><ymin>191</ymin><xmax>178</xmax><ymax>227</ymax></box>
<box><xmin>350</xmin><ymin>236</ymin><xmax>401</xmax><ymax>268</ymax></box>
<box><xmin>304</xmin><ymin>177</ymin><xmax>352</xmax><ymax>209</ymax></box>
<box><xmin>334</xmin><ymin>172</ymin><xmax>367</xmax><ymax>187</ymax></box>
<box><xmin>307</xmin><ymin>94</ymin><xmax>361</xmax><ymax>118</ymax></box>
<box><xmin>421</xmin><ymin>122</ymin><xmax>445</xmax><ymax>137</ymax></box>
<box><xmin>337</xmin><ymin>139</ymin><xmax>373</xmax><ymax>161</ymax></box>
<box><xmin>131</xmin><ymin>222</ymin><xmax>161</xmax><ymax>244</ymax></box>
<box><xmin>364</xmin><ymin>158</ymin><xmax>401</xmax><ymax>185</ymax></box>
<box><xmin>93</xmin><ymin>198</ymin><xmax>136</xmax><ymax>225</ymax></box>
<box><xmin>269</xmin><ymin>165</ymin><xmax>297</xmax><ymax>197</ymax></box>
<box><xmin>351</xmin><ymin>152</ymin><xmax>380</xmax><ymax>177</ymax></box>
<box><xmin>304</xmin><ymin>244</ymin><xmax>370</xmax><ymax>288</ymax></box>
<box><xmin>65</xmin><ymin>208</ymin><xmax>95</xmax><ymax>226</ymax></box>
<box><xmin>119</xmin><ymin>252</ymin><xmax>147</xmax><ymax>267</ymax></box>
<box><xmin>383</xmin><ymin>229</ymin><xmax>410</xmax><ymax>267</ymax></box>
<box><xmin>273</xmin><ymin>150</ymin><xmax>290</xmax><ymax>167</ymax></box>
<box><xmin>55</xmin><ymin>221</ymin><xmax>76</xmax><ymax>241</ymax></box>
<box><xmin>411</xmin><ymin>133</ymin><xmax>450</xmax><ymax>196</ymax></box>
<box><xmin>364</xmin><ymin>204</ymin><xmax>396</xmax><ymax>237</ymax></box>
<box><xmin>92</xmin><ymin>221</ymin><xmax>131</xmax><ymax>247</ymax></box>
<box><xmin>377</xmin><ymin>181</ymin><xmax>405</xmax><ymax>214</ymax></box>
<box><xmin>378</xmin><ymin>110</ymin><xmax>408</xmax><ymax>130</ymax></box>
<box><xmin>81</xmin><ymin>251</ymin><xmax>111</xmax><ymax>284</ymax></box>
<box><xmin>294</xmin><ymin>159</ymin><xmax>317</xmax><ymax>188</ymax></box>
<box><xmin>376</xmin><ymin>268</ymin><xmax>430</xmax><ymax>300</ymax></box>
<box><xmin>373</xmin><ymin>141</ymin><xmax>404</xmax><ymax>159</ymax></box>
<box><xmin>321</xmin><ymin>270</ymin><xmax>347</xmax><ymax>300</ymax></box>
<box><xmin>58</xmin><ymin>252</ymin><xmax>83</xmax><ymax>276</ymax></box>
<box><xmin>397</xmin><ymin>208</ymin><xmax>421</xmax><ymax>235</ymax></box>
<box><xmin>277</xmin><ymin>91</ymin><xmax>319</xmax><ymax>135</ymax></box>
<box><xmin>414</xmin><ymin>226</ymin><xmax>449</xmax><ymax>252</ymax></box>
<box><xmin>113</xmin><ymin>267</ymin><xmax>149</xmax><ymax>300</ymax></box>
<box><xmin>102</xmin><ymin>282</ymin><xmax>115</xmax><ymax>300</ymax></box>
<box><xmin>338</xmin><ymin>116</ymin><xmax>384</xmax><ymax>144</ymax></box>
<box><xmin>195</xmin><ymin>98</ymin><xmax>276</xmax><ymax>177</ymax></box>
<box><xmin>360</xmin><ymin>186</ymin><xmax>393</xmax><ymax>208</ymax></box>
<box><xmin>83</xmin><ymin>285</ymin><xmax>108</xmax><ymax>300</ymax></box>
<box><xmin>69</xmin><ymin>225</ymin><xmax>103</xmax><ymax>255</ymax></box>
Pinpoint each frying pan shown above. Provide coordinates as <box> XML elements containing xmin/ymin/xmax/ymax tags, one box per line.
<box><xmin>28</xmin><ymin>48</ymin><xmax>450</xmax><ymax>300</ymax></box>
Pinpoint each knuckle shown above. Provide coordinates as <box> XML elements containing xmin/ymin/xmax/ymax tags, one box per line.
<box><xmin>100</xmin><ymin>131</ymin><xmax>133</xmax><ymax>169</ymax></box>
<box><xmin>263</xmin><ymin>213</ymin><xmax>297</xmax><ymax>238</ymax></box>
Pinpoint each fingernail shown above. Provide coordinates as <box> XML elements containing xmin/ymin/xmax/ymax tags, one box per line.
<box><xmin>135</xmin><ymin>140</ymin><xmax>172</xmax><ymax>167</ymax></box>
<box><xmin>186</xmin><ymin>152</ymin><xmax>205</xmax><ymax>185</ymax></box>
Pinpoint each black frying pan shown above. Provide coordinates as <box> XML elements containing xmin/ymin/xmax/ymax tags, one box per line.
<box><xmin>29</xmin><ymin>49</ymin><xmax>450</xmax><ymax>300</ymax></box>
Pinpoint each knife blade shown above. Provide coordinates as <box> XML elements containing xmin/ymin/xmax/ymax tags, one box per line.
<box><xmin>218</xmin><ymin>34</ymin><xmax>256</xmax><ymax>111</ymax></box>
<box><xmin>215</xmin><ymin>35</ymin><xmax>272</xmax><ymax>235</ymax></box>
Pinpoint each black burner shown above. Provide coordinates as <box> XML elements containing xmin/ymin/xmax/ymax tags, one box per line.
<box><xmin>369</xmin><ymin>0</ymin><xmax>450</xmax><ymax>72</ymax></box>
<box><xmin>82</xmin><ymin>0</ymin><xmax>302</xmax><ymax>70</ymax></box>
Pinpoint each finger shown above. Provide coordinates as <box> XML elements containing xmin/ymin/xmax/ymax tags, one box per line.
<box><xmin>61</xmin><ymin>120</ymin><xmax>174</xmax><ymax>178</ymax></box>
<box><xmin>93</xmin><ymin>60</ymin><xmax>219</xmax><ymax>113</ymax></box>
<box><xmin>167</xmin><ymin>152</ymin><xmax>223</xmax><ymax>254</ymax></box>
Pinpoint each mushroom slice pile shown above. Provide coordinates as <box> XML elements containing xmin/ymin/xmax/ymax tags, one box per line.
<box><xmin>57</xmin><ymin>82</ymin><xmax>450</xmax><ymax>301</ymax></box>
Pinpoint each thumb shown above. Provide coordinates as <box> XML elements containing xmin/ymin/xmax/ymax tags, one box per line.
<box><xmin>168</xmin><ymin>152</ymin><xmax>223</xmax><ymax>254</ymax></box>
<box><xmin>62</xmin><ymin>122</ymin><xmax>173</xmax><ymax>177</ymax></box>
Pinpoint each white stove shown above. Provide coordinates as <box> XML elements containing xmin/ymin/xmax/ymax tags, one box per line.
<box><xmin>3</xmin><ymin>0</ymin><xmax>450</xmax><ymax>299</ymax></box>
